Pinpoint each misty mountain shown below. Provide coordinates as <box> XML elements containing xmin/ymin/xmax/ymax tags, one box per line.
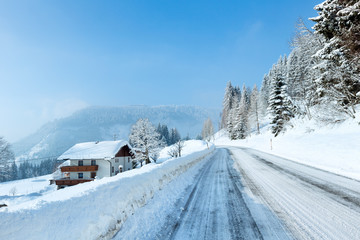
<box><xmin>13</xmin><ymin>105</ymin><xmax>219</xmax><ymax>163</ymax></box>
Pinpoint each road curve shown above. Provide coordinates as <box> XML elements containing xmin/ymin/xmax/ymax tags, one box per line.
<box><xmin>228</xmin><ymin>146</ymin><xmax>360</xmax><ymax>240</ymax></box>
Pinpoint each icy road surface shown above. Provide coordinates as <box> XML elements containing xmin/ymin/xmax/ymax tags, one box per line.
<box><xmin>115</xmin><ymin>148</ymin><xmax>290</xmax><ymax>239</ymax></box>
<box><xmin>229</xmin><ymin>146</ymin><xmax>360</xmax><ymax>240</ymax></box>
<box><xmin>115</xmin><ymin>147</ymin><xmax>360</xmax><ymax>239</ymax></box>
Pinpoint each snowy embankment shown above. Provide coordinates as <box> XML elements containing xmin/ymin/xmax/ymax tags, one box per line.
<box><xmin>0</xmin><ymin>140</ymin><xmax>215</xmax><ymax>240</ymax></box>
<box><xmin>215</xmin><ymin>116</ymin><xmax>360</xmax><ymax>181</ymax></box>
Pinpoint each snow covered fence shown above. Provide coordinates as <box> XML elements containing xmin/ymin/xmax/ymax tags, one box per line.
<box><xmin>0</xmin><ymin>141</ymin><xmax>215</xmax><ymax>240</ymax></box>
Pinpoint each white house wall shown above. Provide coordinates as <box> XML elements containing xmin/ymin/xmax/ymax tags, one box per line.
<box><xmin>112</xmin><ymin>156</ymin><xmax>133</xmax><ymax>174</ymax></box>
<box><xmin>69</xmin><ymin>171</ymin><xmax>92</xmax><ymax>179</ymax></box>
<box><xmin>97</xmin><ymin>160</ymin><xmax>111</xmax><ymax>178</ymax></box>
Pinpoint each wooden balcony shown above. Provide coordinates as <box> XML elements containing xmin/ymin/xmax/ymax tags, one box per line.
<box><xmin>55</xmin><ymin>179</ymin><xmax>93</xmax><ymax>186</ymax></box>
<box><xmin>60</xmin><ymin>165</ymin><xmax>98</xmax><ymax>172</ymax></box>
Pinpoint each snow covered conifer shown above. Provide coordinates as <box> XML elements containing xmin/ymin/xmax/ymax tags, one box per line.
<box><xmin>169</xmin><ymin>128</ymin><xmax>181</xmax><ymax>145</ymax></box>
<box><xmin>288</xmin><ymin>21</ymin><xmax>324</xmax><ymax>119</ymax></box>
<box><xmin>259</xmin><ymin>74</ymin><xmax>271</xmax><ymax>118</ymax></box>
<box><xmin>227</xmin><ymin>106</ymin><xmax>237</xmax><ymax>140</ymax></box>
<box><xmin>233</xmin><ymin>85</ymin><xmax>249</xmax><ymax>139</ymax></box>
<box><xmin>129</xmin><ymin>118</ymin><xmax>161</xmax><ymax>165</ymax></box>
<box><xmin>311</xmin><ymin>0</ymin><xmax>360</xmax><ymax>118</ymax></box>
<box><xmin>268</xmin><ymin>68</ymin><xmax>295</xmax><ymax>137</ymax></box>
<box><xmin>221</xmin><ymin>81</ymin><xmax>234</xmax><ymax>129</ymax></box>
<box><xmin>0</xmin><ymin>137</ymin><xmax>14</xmax><ymax>182</ymax></box>
<box><xmin>10</xmin><ymin>162</ymin><xmax>17</xmax><ymax>181</ymax></box>
<box><xmin>249</xmin><ymin>85</ymin><xmax>260</xmax><ymax>134</ymax></box>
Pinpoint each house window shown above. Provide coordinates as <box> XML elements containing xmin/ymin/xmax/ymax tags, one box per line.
<box><xmin>112</xmin><ymin>166</ymin><xmax>114</xmax><ymax>173</ymax></box>
<box><xmin>78</xmin><ymin>160</ymin><xmax>83</xmax><ymax>166</ymax></box>
<box><xmin>128</xmin><ymin>157</ymin><xmax>130</xmax><ymax>163</ymax></box>
<box><xmin>115</xmin><ymin>158</ymin><xmax>119</xmax><ymax>163</ymax></box>
<box><xmin>91</xmin><ymin>172</ymin><xmax>96</xmax><ymax>178</ymax></box>
<box><xmin>78</xmin><ymin>173</ymin><xmax>83</xmax><ymax>179</ymax></box>
<box><xmin>91</xmin><ymin>160</ymin><xmax>96</xmax><ymax>166</ymax></box>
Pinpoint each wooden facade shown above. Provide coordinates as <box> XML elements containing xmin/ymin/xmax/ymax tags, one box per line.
<box><xmin>60</xmin><ymin>165</ymin><xmax>98</xmax><ymax>172</ymax></box>
<box><xmin>55</xmin><ymin>179</ymin><xmax>92</xmax><ymax>186</ymax></box>
<box><xmin>115</xmin><ymin>145</ymin><xmax>135</xmax><ymax>158</ymax></box>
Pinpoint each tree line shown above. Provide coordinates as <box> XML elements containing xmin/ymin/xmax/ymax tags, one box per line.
<box><xmin>222</xmin><ymin>0</ymin><xmax>360</xmax><ymax>139</ymax></box>
<box><xmin>0</xmin><ymin>136</ymin><xmax>58</xmax><ymax>182</ymax></box>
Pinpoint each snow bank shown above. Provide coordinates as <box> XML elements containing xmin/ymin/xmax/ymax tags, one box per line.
<box><xmin>215</xmin><ymin>116</ymin><xmax>360</xmax><ymax>181</ymax></box>
<box><xmin>157</xmin><ymin>140</ymin><xmax>210</xmax><ymax>163</ymax></box>
<box><xmin>0</xmin><ymin>140</ymin><xmax>214</xmax><ymax>240</ymax></box>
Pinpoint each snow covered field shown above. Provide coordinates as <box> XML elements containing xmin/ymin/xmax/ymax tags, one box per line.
<box><xmin>0</xmin><ymin>174</ymin><xmax>56</xmax><ymax>209</ymax></box>
<box><xmin>0</xmin><ymin>140</ymin><xmax>214</xmax><ymax>240</ymax></box>
<box><xmin>215</xmin><ymin>115</ymin><xmax>360</xmax><ymax>181</ymax></box>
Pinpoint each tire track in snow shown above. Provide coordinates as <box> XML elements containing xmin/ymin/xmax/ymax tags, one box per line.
<box><xmin>229</xmin><ymin>146</ymin><xmax>360</xmax><ymax>240</ymax></box>
<box><xmin>159</xmin><ymin>149</ymin><xmax>289</xmax><ymax>240</ymax></box>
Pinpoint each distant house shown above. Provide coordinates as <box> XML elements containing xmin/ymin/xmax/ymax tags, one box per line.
<box><xmin>54</xmin><ymin>140</ymin><xmax>135</xmax><ymax>189</ymax></box>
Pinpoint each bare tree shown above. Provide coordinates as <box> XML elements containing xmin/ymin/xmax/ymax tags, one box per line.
<box><xmin>201</xmin><ymin>118</ymin><xmax>214</xmax><ymax>147</ymax></box>
<box><xmin>167</xmin><ymin>140</ymin><xmax>185</xmax><ymax>158</ymax></box>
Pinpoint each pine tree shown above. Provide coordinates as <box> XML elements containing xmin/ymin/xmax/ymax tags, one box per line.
<box><xmin>268</xmin><ymin>69</ymin><xmax>295</xmax><ymax>137</ymax></box>
<box><xmin>161</xmin><ymin>125</ymin><xmax>170</xmax><ymax>145</ymax></box>
<box><xmin>311</xmin><ymin>0</ymin><xmax>360</xmax><ymax>118</ymax></box>
<box><xmin>249</xmin><ymin>84</ymin><xmax>260</xmax><ymax>134</ymax></box>
<box><xmin>259</xmin><ymin>74</ymin><xmax>271</xmax><ymax>118</ymax></box>
<box><xmin>156</xmin><ymin>123</ymin><xmax>170</xmax><ymax>146</ymax></box>
<box><xmin>233</xmin><ymin>85</ymin><xmax>249</xmax><ymax>139</ymax></box>
<box><xmin>221</xmin><ymin>81</ymin><xmax>234</xmax><ymax>129</ymax></box>
<box><xmin>0</xmin><ymin>137</ymin><xmax>15</xmax><ymax>182</ymax></box>
<box><xmin>287</xmin><ymin>20</ymin><xmax>323</xmax><ymax>119</ymax></box>
<box><xmin>10</xmin><ymin>162</ymin><xmax>18</xmax><ymax>180</ymax></box>
<box><xmin>169</xmin><ymin>128</ymin><xmax>181</xmax><ymax>145</ymax></box>
<box><xmin>227</xmin><ymin>107</ymin><xmax>237</xmax><ymax>140</ymax></box>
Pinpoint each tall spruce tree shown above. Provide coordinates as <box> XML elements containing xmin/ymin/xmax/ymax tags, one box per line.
<box><xmin>268</xmin><ymin>68</ymin><xmax>295</xmax><ymax>137</ymax></box>
<box><xmin>221</xmin><ymin>81</ymin><xmax>234</xmax><ymax>129</ymax></box>
<box><xmin>311</xmin><ymin>0</ymin><xmax>360</xmax><ymax>118</ymax></box>
<box><xmin>249</xmin><ymin>84</ymin><xmax>260</xmax><ymax>134</ymax></box>
<box><xmin>0</xmin><ymin>137</ymin><xmax>15</xmax><ymax>182</ymax></box>
<box><xmin>233</xmin><ymin>85</ymin><xmax>249</xmax><ymax>139</ymax></box>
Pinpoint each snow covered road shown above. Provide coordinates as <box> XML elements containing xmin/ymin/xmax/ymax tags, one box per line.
<box><xmin>229</xmin><ymin>146</ymin><xmax>360</xmax><ymax>240</ymax></box>
<box><xmin>115</xmin><ymin>147</ymin><xmax>360</xmax><ymax>239</ymax></box>
<box><xmin>115</xmin><ymin>148</ymin><xmax>290</xmax><ymax>239</ymax></box>
<box><xmin>159</xmin><ymin>148</ymin><xmax>291</xmax><ymax>240</ymax></box>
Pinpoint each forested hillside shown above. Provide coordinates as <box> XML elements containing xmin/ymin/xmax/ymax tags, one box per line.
<box><xmin>222</xmin><ymin>0</ymin><xmax>360</xmax><ymax>139</ymax></box>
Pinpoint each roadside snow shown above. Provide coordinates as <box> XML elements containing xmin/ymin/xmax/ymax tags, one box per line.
<box><xmin>215</xmin><ymin>116</ymin><xmax>360</xmax><ymax>181</ymax></box>
<box><xmin>157</xmin><ymin>140</ymin><xmax>209</xmax><ymax>163</ymax></box>
<box><xmin>0</xmin><ymin>140</ymin><xmax>214</xmax><ymax>240</ymax></box>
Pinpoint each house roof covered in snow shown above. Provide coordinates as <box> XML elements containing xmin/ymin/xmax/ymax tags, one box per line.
<box><xmin>58</xmin><ymin>140</ymin><xmax>133</xmax><ymax>160</ymax></box>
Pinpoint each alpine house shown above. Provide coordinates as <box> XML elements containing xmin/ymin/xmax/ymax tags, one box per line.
<box><xmin>54</xmin><ymin>140</ymin><xmax>135</xmax><ymax>188</ymax></box>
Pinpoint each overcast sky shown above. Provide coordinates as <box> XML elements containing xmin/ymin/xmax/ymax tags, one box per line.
<box><xmin>0</xmin><ymin>0</ymin><xmax>320</xmax><ymax>142</ymax></box>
